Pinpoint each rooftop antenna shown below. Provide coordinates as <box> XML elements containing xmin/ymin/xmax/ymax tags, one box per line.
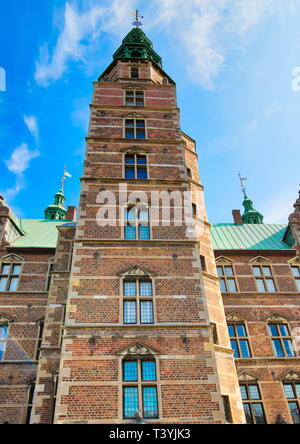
<box><xmin>238</xmin><ymin>173</ymin><xmax>248</xmax><ymax>199</ymax></box>
<box><xmin>130</xmin><ymin>10</ymin><xmax>144</xmax><ymax>28</ymax></box>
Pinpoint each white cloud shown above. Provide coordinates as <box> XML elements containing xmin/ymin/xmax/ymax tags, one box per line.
<box><xmin>34</xmin><ymin>0</ymin><xmax>137</xmax><ymax>87</ymax></box>
<box><xmin>263</xmin><ymin>186</ymin><xmax>298</xmax><ymax>224</ymax></box>
<box><xmin>2</xmin><ymin>144</ymin><xmax>40</xmax><ymax>200</ymax></box>
<box><xmin>24</xmin><ymin>115</ymin><xmax>39</xmax><ymax>142</ymax></box>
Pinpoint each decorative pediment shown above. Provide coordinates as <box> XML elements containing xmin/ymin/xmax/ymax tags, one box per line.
<box><xmin>118</xmin><ymin>265</ymin><xmax>154</xmax><ymax>278</ymax></box>
<box><xmin>120</xmin><ymin>145</ymin><xmax>150</xmax><ymax>154</ymax></box>
<box><xmin>249</xmin><ymin>256</ymin><xmax>271</xmax><ymax>264</ymax></box>
<box><xmin>266</xmin><ymin>313</ymin><xmax>289</xmax><ymax>323</ymax></box>
<box><xmin>47</xmin><ymin>257</ymin><xmax>55</xmax><ymax>263</ymax></box>
<box><xmin>116</xmin><ymin>343</ymin><xmax>160</xmax><ymax>357</ymax></box>
<box><xmin>238</xmin><ymin>372</ymin><xmax>258</xmax><ymax>382</ymax></box>
<box><xmin>280</xmin><ymin>370</ymin><xmax>300</xmax><ymax>381</ymax></box>
<box><xmin>226</xmin><ymin>313</ymin><xmax>244</xmax><ymax>322</ymax></box>
<box><xmin>0</xmin><ymin>314</ymin><xmax>14</xmax><ymax>323</ymax></box>
<box><xmin>122</xmin><ymin>84</ymin><xmax>146</xmax><ymax>90</ymax></box>
<box><xmin>215</xmin><ymin>256</ymin><xmax>233</xmax><ymax>264</ymax></box>
<box><xmin>288</xmin><ymin>256</ymin><xmax>300</xmax><ymax>265</ymax></box>
<box><xmin>1</xmin><ymin>253</ymin><xmax>24</xmax><ymax>263</ymax></box>
<box><xmin>121</xmin><ymin>112</ymin><xmax>147</xmax><ymax>119</ymax></box>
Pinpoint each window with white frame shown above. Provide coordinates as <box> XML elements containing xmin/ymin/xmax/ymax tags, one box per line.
<box><xmin>125</xmin><ymin>119</ymin><xmax>146</xmax><ymax>140</ymax></box>
<box><xmin>217</xmin><ymin>265</ymin><xmax>238</xmax><ymax>293</ymax></box>
<box><xmin>240</xmin><ymin>384</ymin><xmax>267</xmax><ymax>424</ymax></box>
<box><xmin>228</xmin><ymin>323</ymin><xmax>251</xmax><ymax>358</ymax></box>
<box><xmin>253</xmin><ymin>265</ymin><xmax>277</xmax><ymax>292</ymax></box>
<box><xmin>268</xmin><ymin>323</ymin><xmax>295</xmax><ymax>357</ymax></box>
<box><xmin>123</xmin><ymin>358</ymin><xmax>159</xmax><ymax>419</ymax></box>
<box><xmin>0</xmin><ymin>325</ymin><xmax>8</xmax><ymax>361</ymax></box>
<box><xmin>125</xmin><ymin>90</ymin><xmax>145</xmax><ymax>107</ymax></box>
<box><xmin>125</xmin><ymin>206</ymin><xmax>150</xmax><ymax>240</ymax></box>
<box><xmin>123</xmin><ymin>278</ymin><xmax>154</xmax><ymax>325</ymax></box>
<box><xmin>125</xmin><ymin>154</ymin><xmax>148</xmax><ymax>180</ymax></box>
<box><xmin>291</xmin><ymin>265</ymin><xmax>300</xmax><ymax>292</ymax></box>
<box><xmin>0</xmin><ymin>263</ymin><xmax>21</xmax><ymax>292</ymax></box>
<box><xmin>283</xmin><ymin>382</ymin><xmax>300</xmax><ymax>424</ymax></box>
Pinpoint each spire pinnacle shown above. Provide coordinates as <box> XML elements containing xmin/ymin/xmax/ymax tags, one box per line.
<box><xmin>131</xmin><ymin>10</ymin><xmax>144</xmax><ymax>28</ymax></box>
<box><xmin>238</xmin><ymin>174</ymin><xmax>264</xmax><ymax>224</ymax></box>
<box><xmin>44</xmin><ymin>167</ymin><xmax>72</xmax><ymax>220</ymax></box>
<box><xmin>238</xmin><ymin>173</ymin><xmax>248</xmax><ymax>199</ymax></box>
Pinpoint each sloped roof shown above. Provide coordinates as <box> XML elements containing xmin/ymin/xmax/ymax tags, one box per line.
<box><xmin>10</xmin><ymin>219</ymin><xmax>67</xmax><ymax>249</ymax></box>
<box><xmin>211</xmin><ymin>223</ymin><xmax>291</xmax><ymax>251</ymax></box>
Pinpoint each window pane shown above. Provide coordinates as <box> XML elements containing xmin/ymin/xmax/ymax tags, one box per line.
<box><xmin>136</xmin><ymin>130</ymin><xmax>145</xmax><ymax>140</ymax></box>
<box><xmin>140</xmin><ymin>301</ymin><xmax>154</xmax><ymax>324</ymax></box>
<box><xmin>1</xmin><ymin>264</ymin><xmax>10</xmax><ymax>275</ymax></box>
<box><xmin>0</xmin><ymin>326</ymin><xmax>8</xmax><ymax>341</ymax></box>
<box><xmin>248</xmin><ymin>385</ymin><xmax>260</xmax><ymax>400</ymax></box>
<box><xmin>138</xmin><ymin>209</ymin><xmax>149</xmax><ymax>222</ymax></box>
<box><xmin>126</xmin><ymin>91</ymin><xmax>134</xmax><ymax>98</ymax></box>
<box><xmin>142</xmin><ymin>361</ymin><xmax>157</xmax><ymax>381</ymax></box>
<box><xmin>272</xmin><ymin>339</ymin><xmax>284</xmax><ymax>357</ymax></box>
<box><xmin>268</xmin><ymin>324</ymin><xmax>279</xmax><ymax>337</ymax></box>
<box><xmin>124</xmin><ymin>301</ymin><xmax>137</xmax><ymax>324</ymax></box>
<box><xmin>143</xmin><ymin>387</ymin><xmax>158</xmax><ymax>419</ymax></box>
<box><xmin>126</xmin><ymin>99</ymin><xmax>135</xmax><ymax>106</ymax></box>
<box><xmin>136</xmin><ymin>120</ymin><xmax>145</xmax><ymax>128</ymax></box>
<box><xmin>227</xmin><ymin>279</ymin><xmax>237</xmax><ymax>292</ymax></box>
<box><xmin>288</xmin><ymin>402</ymin><xmax>300</xmax><ymax>424</ymax></box>
<box><xmin>228</xmin><ymin>325</ymin><xmax>235</xmax><ymax>337</ymax></box>
<box><xmin>266</xmin><ymin>279</ymin><xmax>276</xmax><ymax>292</ymax></box>
<box><xmin>224</xmin><ymin>266</ymin><xmax>234</xmax><ymax>276</ymax></box>
<box><xmin>125</xmin><ymin>155</ymin><xmax>135</xmax><ymax>164</ymax></box>
<box><xmin>0</xmin><ymin>277</ymin><xmax>7</xmax><ymax>291</ymax></box>
<box><xmin>9</xmin><ymin>278</ymin><xmax>19</xmax><ymax>292</ymax></box>
<box><xmin>140</xmin><ymin>282</ymin><xmax>153</xmax><ymax>297</ymax></box>
<box><xmin>240</xmin><ymin>385</ymin><xmax>248</xmax><ymax>400</ymax></box>
<box><xmin>12</xmin><ymin>265</ymin><xmax>21</xmax><ymax>275</ymax></box>
<box><xmin>124</xmin><ymin>387</ymin><xmax>139</xmax><ymax>419</ymax></box>
<box><xmin>296</xmin><ymin>384</ymin><xmax>300</xmax><ymax>399</ymax></box>
<box><xmin>296</xmin><ymin>280</ymin><xmax>300</xmax><ymax>292</ymax></box>
<box><xmin>236</xmin><ymin>325</ymin><xmax>247</xmax><ymax>337</ymax></box>
<box><xmin>220</xmin><ymin>279</ymin><xmax>227</xmax><ymax>292</ymax></box>
<box><xmin>284</xmin><ymin>384</ymin><xmax>295</xmax><ymax>399</ymax></box>
<box><xmin>240</xmin><ymin>340</ymin><xmax>251</xmax><ymax>358</ymax></box>
<box><xmin>292</xmin><ymin>267</ymin><xmax>300</xmax><ymax>277</ymax></box>
<box><xmin>125</xmin><ymin>225</ymin><xmax>137</xmax><ymax>240</ymax></box>
<box><xmin>279</xmin><ymin>324</ymin><xmax>289</xmax><ymax>337</ymax></box>
<box><xmin>137</xmin><ymin>168</ymin><xmax>148</xmax><ymax>180</ymax></box>
<box><xmin>256</xmin><ymin>278</ymin><xmax>266</xmax><ymax>292</ymax></box>
<box><xmin>253</xmin><ymin>266</ymin><xmax>262</xmax><ymax>276</ymax></box>
<box><xmin>125</xmin><ymin>167</ymin><xmax>135</xmax><ymax>179</ymax></box>
<box><xmin>217</xmin><ymin>267</ymin><xmax>224</xmax><ymax>277</ymax></box>
<box><xmin>137</xmin><ymin>156</ymin><xmax>147</xmax><ymax>165</ymax></box>
<box><xmin>123</xmin><ymin>361</ymin><xmax>138</xmax><ymax>381</ymax></box>
<box><xmin>253</xmin><ymin>403</ymin><xmax>266</xmax><ymax>424</ymax></box>
<box><xmin>124</xmin><ymin>281</ymin><xmax>136</xmax><ymax>297</ymax></box>
<box><xmin>283</xmin><ymin>339</ymin><xmax>295</xmax><ymax>357</ymax></box>
<box><xmin>243</xmin><ymin>403</ymin><xmax>253</xmax><ymax>424</ymax></box>
<box><xmin>139</xmin><ymin>225</ymin><xmax>150</xmax><ymax>240</ymax></box>
<box><xmin>262</xmin><ymin>266</ymin><xmax>272</xmax><ymax>276</ymax></box>
<box><xmin>125</xmin><ymin>129</ymin><xmax>135</xmax><ymax>139</ymax></box>
<box><xmin>231</xmin><ymin>340</ymin><xmax>240</xmax><ymax>358</ymax></box>
<box><xmin>125</xmin><ymin>120</ymin><xmax>134</xmax><ymax>127</ymax></box>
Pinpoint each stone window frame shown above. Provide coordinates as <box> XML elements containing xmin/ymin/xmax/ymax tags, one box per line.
<box><xmin>116</xmin><ymin>343</ymin><xmax>161</xmax><ymax>422</ymax></box>
<box><xmin>34</xmin><ymin>318</ymin><xmax>45</xmax><ymax>361</ymax></box>
<box><xmin>130</xmin><ymin>66</ymin><xmax>140</xmax><ymax>79</ymax></box>
<box><xmin>121</xmin><ymin>274</ymin><xmax>156</xmax><ymax>326</ymax></box>
<box><xmin>251</xmin><ymin>262</ymin><xmax>278</xmax><ymax>293</ymax></box>
<box><xmin>282</xmin><ymin>379</ymin><xmax>300</xmax><ymax>424</ymax></box>
<box><xmin>290</xmin><ymin>265</ymin><xmax>300</xmax><ymax>292</ymax></box>
<box><xmin>124</xmin><ymin>118</ymin><xmax>147</xmax><ymax>140</ymax></box>
<box><xmin>267</xmin><ymin>321</ymin><xmax>296</xmax><ymax>358</ymax></box>
<box><xmin>124</xmin><ymin>202</ymin><xmax>152</xmax><ymax>241</ymax></box>
<box><xmin>0</xmin><ymin>256</ymin><xmax>24</xmax><ymax>293</ymax></box>
<box><xmin>123</xmin><ymin>152</ymin><xmax>149</xmax><ymax>181</ymax></box>
<box><xmin>227</xmin><ymin>321</ymin><xmax>252</xmax><ymax>359</ymax></box>
<box><xmin>45</xmin><ymin>259</ymin><xmax>55</xmax><ymax>292</ymax></box>
<box><xmin>216</xmin><ymin>260</ymin><xmax>239</xmax><ymax>293</ymax></box>
<box><xmin>0</xmin><ymin>320</ymin><xmax>9</xmax><ymax>362</ymax></box>
<box><xmin>239</xmin><ymin>382</ymin><xmax>267</xmax><ymax>424</ymax></box>
<box><xmin>124</xmin><ymin>90</ymin><xmax>145</xmax><ymax>107</ymax></box>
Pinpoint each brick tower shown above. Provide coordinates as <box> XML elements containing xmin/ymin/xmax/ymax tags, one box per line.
<box><xmin>41</xmin><ymin>24</ymin><xmax>245</xmax><ymax>424</ymax></box>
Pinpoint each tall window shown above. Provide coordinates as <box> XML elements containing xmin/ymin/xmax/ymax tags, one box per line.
<box><xmin>240</xmin><ymin>384</ymin><xmax>267</xmax><ymax>424</ymax></box>
<box><xmin>125</xmin><ymin>206</ymin><xmax>150</xmax><ymax>240</ymax></box>
<box><xmin>46</xmin><ymin>263</ymin><xmax>54</xmax><ymax>291</ymax></box>
<box><xmin>268</xmin><ymin>323</ymin><xmax>295</xmax><ymax>357</ymax></box>
<box><xmin>253</xmin><ymin>265</ymin><xmax>277</xmax><ymax>292</ymax></box>
<box><xmin>25</xmin><ymin>383</ymin><xmax>35</xmax><ymax>424</ymax></box>
<box><xmin>228</xmin><ymin>323</ymin><xmax>251</xmax><ymax>358</ymax></box>
<box><xmin>131</xmin><ymin>67</ymin><xmax>139</xmax><ymax>79</ymax></box>
<box><xmin>125</xmin><ymin>91</ymin><xmax>144</xmax><ymax>107</ymax></box>
<box><xmin>125</xmin><ymin>119</ymin><xmax>146</xmax><ymax>140</ymax></box>
<box><xmin>0</xmin><ymin>325</ymin><xmax>8</xmax><ymax>361</ymax></box>
<box><xmin>35</xmin><ymin>321</ymin><xmax>44</xmax><ymax>360</ymax></box>
<box><xmin>217</xmin><ymin>265</ymin><xmax>238</xmax><ymax>293</ymax></box>
<box><xmin>291</xmin><ymin>266</ymin><xmax>300</xmax><ymax>292</ymax></box>
<box><xmin>125</xmin><ymin>154</ymin><xmax>148</xmax><ymax>180</ymax></box>
<box><xmin>283</xmin><ymin>382</ymin><xmax>300</xmax><ymax>424</ymax></box>
<box><xmin>123</xmin><ymin>359</ymin><xmax>159</xmax><ymax>419</ymax></box>
<box><xmin>0</xmin><ymin>263</ymin><xmax>21</xmax><ymax>292</ymax></box>
<box><xmin>123</xmin><ymin>279</ymin><xmax>154</xmax><ymax>325</ymax></box>
<box><xmin>222</xmin><ymin>396</ymin><xmax>233</xmax><ymax>423</ymax></box>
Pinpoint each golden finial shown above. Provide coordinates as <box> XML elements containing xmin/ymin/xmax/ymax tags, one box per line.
<box><xmin>130</xmin><ymin>10</ymin><xmax>144</xmax><ymax>28</ymax></box>
<box><xmin>238</xmin><ymin>173</ymin><xmax>248</xmax><ymax>198</ymax></box>
<box><xmin>61</xmin><ymin>165</ymin><xmax>72</xmax><ymax>191</ymax></box>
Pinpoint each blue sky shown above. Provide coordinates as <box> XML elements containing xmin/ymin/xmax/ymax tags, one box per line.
<box><xmin>0</xmin><ymin>0</ymin><xmax>300</xmax><ymax>223</ymax></box>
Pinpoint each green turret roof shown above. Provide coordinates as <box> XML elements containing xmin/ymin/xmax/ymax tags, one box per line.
<box><xmin>113</xmin><ymin>28</ymin><xmax>162</xmax><ymax>68</ymax></box>
<box><xmin>44</xmin><ymin>188</ymin><xmax>67</xmax><ymax>221</ymax></box>
<box><xmin>242</xmin><ymin>194</ymin><xmax>264</xmax><ymax>224</ymax></box>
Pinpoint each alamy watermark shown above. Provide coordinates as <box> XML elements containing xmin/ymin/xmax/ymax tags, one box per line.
<box><xmin>0</xmin><ymin>67</ymin><xmax>6</xmax><ymax>92</ymax></box>
<box><xmin>292</xmin><ymin>327</ymin><xmax>300</xmax><ymax>354</ymax></box>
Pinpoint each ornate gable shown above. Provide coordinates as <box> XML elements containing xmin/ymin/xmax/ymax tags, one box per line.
<box><xmin>215</xmin><ymin>256</ymin><xmax>233</xmax><ymax>264</ymax></box>
<box><xmin>238</xmin><ymin>372</ymin><xmax>258</xmax><ymax>382</ymax></box>
<box><xmin>120</xmin><ymin>145</ymin><xmax>150</xmax><ymax>154</ymax></box>
<box><xmin>118</xmin><ymin>265</ymin><xmax>154</xmax><ymax>278</ymax></box>
<box><xmin>116</xmin><ymin>343</ymin><xmax>160</xmax><ymax>357</ymax></box>
<box><xmin>1</xmin><ymin>253</ymin><xmax>24</xmax><ymax>263</ymax></box>
<box><xmin>226</xmin><ymin>313</ymin><xmax>244</xmax><ymax>322</ymax></box>
<box><xmin>280</xmin><ymin>370</ymin><xmax>300</xmax><ymax>381</ymax></box>
<box><xmin>121</xmin><ymin>111</ymin><xmax>147</xmax><ymax>119</ymax></box>
<box><xmin>266</xmin><ymin>313</ymin><xmax>289</xmax><ymax>323</ymax></box>
<box><xmin>288</xmin><ymin>256</ymin><xmax>300</xmax><ymax>265</ymax></box>
<box><xmin>249</xmin><ymin>256</ymin><xmax>271</xmax><ymax>264</ymax></box>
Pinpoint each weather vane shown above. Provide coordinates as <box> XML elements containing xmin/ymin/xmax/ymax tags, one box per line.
<box><xmin>238</xmin><ymin>173</ymin><xmax>248</xmax><ymax>198</ymax></box>
<box><xmin>131</xmin><ymin>10</ymin><xmax>144</xmax><ymax>28</ymax></box>
<box><xmin>61</xmin><ymin>166</ymin><xmax>72</xmax><ymax>191</ymax></box>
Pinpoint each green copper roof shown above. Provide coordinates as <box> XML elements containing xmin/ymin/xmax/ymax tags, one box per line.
<box><xmin>211</xmin><ymin>223</ymin><xmax>291</xmax><ymax>250</ymax></box>
<box><xmin>9</xmin><ymin>219</ymin><xmax>67</xmax><ymax>249</ymax></box>
<box><xmin>44</xmin><ymin>188</ymin><xmax>67</xmax><ymax>220</ymax></box>
<box><xmin>113</xmin><ymin>28</ymin><xmax>162</xmax><ymax>68</ymax></box>
<box><xmin>242</xmin><ymin>195</ymin><xmax>264</xmax><ymax>224</ymax></box>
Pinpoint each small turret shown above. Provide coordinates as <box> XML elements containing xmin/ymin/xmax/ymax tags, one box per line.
<box><xmin>44</xmin><ymin>188</ymin><xmax>67</xmax><ymax>220</ymax></box>
<box><xmin>238</xmin><ymin>174</ymin><xmax>264</xmax><ymax>225</ymax></box>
